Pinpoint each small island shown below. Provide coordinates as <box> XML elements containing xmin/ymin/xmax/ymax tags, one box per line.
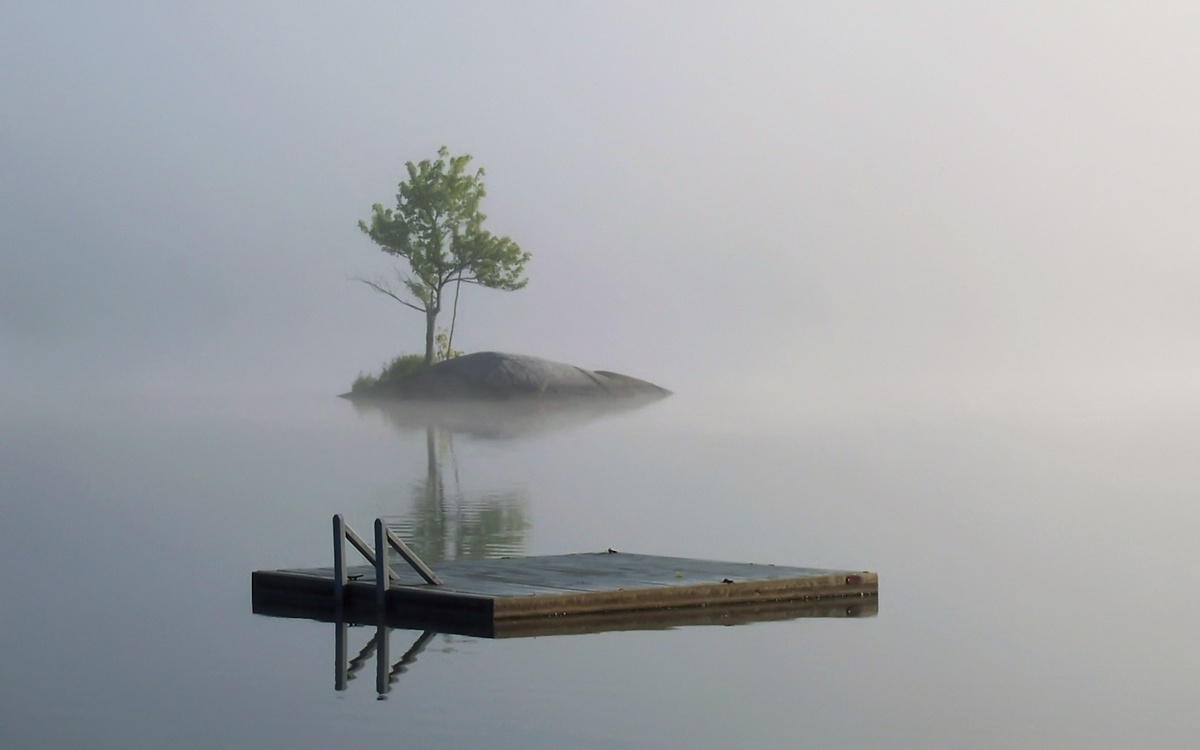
<box><xmin>345</xmin><ymin>351</ymin><xmax>670</xmax><ymax>401</ymax></box>
<box><xmin>349</xmin><ymin>148</ymin><xmax>668</xmax><ymax>406</ymax></box>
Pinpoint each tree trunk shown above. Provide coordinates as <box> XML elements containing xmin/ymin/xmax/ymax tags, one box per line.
<box><xmin>446</xmin><ymin>277</ymin><xmax>462</xmax><ymax>358</ymax></box>
<box><xmin>424</xmin><ymin>306</ymin><xmax>437</xmax><ymax>367</ymax></box>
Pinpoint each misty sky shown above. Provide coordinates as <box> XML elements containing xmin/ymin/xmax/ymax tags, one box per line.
<box><xmin>4</xmin><ymin>2</ymin><xmax>1199</xmax><ymax>418</ymax></box>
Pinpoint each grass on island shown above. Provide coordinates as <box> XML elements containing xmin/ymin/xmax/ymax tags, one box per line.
<box><xmin>350</xmin><ymin>353</ymin><xmax>427</xmax><ymax>395</ymax></box>
<box><xmin>351</xmin><ymin>333</ymin><xmax>464</xmax><ymax>395</ymax></box>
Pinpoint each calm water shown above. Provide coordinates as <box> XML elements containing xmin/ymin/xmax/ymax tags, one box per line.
<box><xmin>2</xmin><ymin>389</ymin><xmax>1199</xmax><ymax>748</ymax></box>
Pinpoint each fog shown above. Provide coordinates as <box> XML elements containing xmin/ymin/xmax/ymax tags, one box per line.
<box><xmin>6</xmin><ymin>9</ymin><xmax>1200</xmax><ymax>746</ymax></box>
<box><xmin>4</xmin><ymin>2</ymin><xmax>1200</xmax><ymax>428</ymax></box>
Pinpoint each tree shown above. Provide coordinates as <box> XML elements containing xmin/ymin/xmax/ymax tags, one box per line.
<box><xmin>358</xmin><ymin>146</ymin><xmax>531</xmax><ymax>366</ymax></box>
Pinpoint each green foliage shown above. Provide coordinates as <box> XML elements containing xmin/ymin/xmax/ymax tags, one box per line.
<box><xmin>350</xmin><ymin>344</ymin><xmax>458</xmax><ymax>395</ymax></box>
<box><xmin>349</xmin><ymin>354</ymin><xmax>424</xmax><ymax>395</ymax></box>
<box><xmin>435</xmin><ymin>328</ymin><xmax>463</xmax><ymax>361</ymax></box>
<box><xmin>350</xmin><ymin>371</ymin><xmax>378</xmax><ymax>393</ymax></box>
<box><xmin>358</xmin><ymin>146</ymin><xmax>531</xmax><ymax>366</ymax></box>
<box><xmin>377</xmin><ymin>353</ymin><xmax>427</xmax><ymax>383</ymax></box>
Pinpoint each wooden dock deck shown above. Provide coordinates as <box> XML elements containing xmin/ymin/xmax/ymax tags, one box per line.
<box><xmin>253</xmin><ymin>550</ymin><xmax>878</xmax><ymax>637</ymax></box>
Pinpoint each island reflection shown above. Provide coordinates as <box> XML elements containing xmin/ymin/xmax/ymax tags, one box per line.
<box><xmin>387</xmin><ymin>425</ymin><xmax>530</xmax><ymax>561</ymax></box>
<box><xmin>350</xmin><ymin>394</ymin><xmax>668</xmax><ymax>562</ymax></box>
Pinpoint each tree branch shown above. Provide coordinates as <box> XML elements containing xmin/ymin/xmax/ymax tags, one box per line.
<box><xmin>352</xmin><ymin>276</ymin><xmax>427</xmax><ymax>313</ymax></box>
<box><xmin>447</xmin><ymin>266</ymin><xmax>482</xmax><ymax>284</ymax></box>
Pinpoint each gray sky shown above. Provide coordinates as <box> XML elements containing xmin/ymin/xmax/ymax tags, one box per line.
<box><xmin>4</xmin><ymin>2</ymin><xmax>1200</xmax><ymax>419</ymax></box>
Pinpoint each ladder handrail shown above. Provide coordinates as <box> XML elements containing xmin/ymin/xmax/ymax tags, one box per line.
<box><xmin>382</xmin><ymin>522</ymin><xmax>442</xmax><ymax>586</ymax></box>
<box><xmin>333</xmin><ymin>514</ymin><xmax>442</xmax><ymax>605</ymax></box>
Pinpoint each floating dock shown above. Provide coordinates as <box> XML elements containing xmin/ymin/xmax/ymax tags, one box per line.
<box><xmin>252</xmin><ymin>516</ymin><xmax>878</xmax><ymax>637</ymax></box>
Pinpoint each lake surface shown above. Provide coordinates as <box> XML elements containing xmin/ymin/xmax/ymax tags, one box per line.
<box><xmin>2</xmin><ymin>388</ymin><xmax>1198</xmax><ymax>748</ymax></box>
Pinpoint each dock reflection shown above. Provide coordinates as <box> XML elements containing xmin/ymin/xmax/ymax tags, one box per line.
<box><xmin>335</xmin><ymin>618</ymin><xmax>436</xmax><ymax>699</ymax></box>
<box><xmin>328</xmin><ymin>600</ymin><xmax>877</xmax><ymax>698</ymax></box>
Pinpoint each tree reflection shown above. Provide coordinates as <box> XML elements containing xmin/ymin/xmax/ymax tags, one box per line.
<box><xmin>349</xmin><ymin>394</ymin><xmax>666</xmax><ymax>562</ymax></box>
<box><xmin>384</xmin><ymin>425</ymin><xmax>530</xmax><ymax>562</ymax></box>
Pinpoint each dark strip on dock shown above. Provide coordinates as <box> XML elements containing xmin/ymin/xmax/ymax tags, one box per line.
<box><xmin>253</xmin><ymin>551</ymin><xmax>878</xmax><ymax>637</ymax></box>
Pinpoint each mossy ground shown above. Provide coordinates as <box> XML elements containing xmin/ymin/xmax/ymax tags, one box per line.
<box><xmin>350</xmin><ymin>353</ymin><xmax>427</xmax><ymax>395</ymax></box>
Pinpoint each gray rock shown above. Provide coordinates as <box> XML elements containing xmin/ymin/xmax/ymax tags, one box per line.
<box><xmin>358</xmin><ymin>351</ymin><xmax>670</xmax><ymax>400</ymax></box>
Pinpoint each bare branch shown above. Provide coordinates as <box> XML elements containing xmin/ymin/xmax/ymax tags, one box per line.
<box><xmin>351</xmin><ymin>276</ymin><xmax>427</xmax><ymax>313</ymax></box>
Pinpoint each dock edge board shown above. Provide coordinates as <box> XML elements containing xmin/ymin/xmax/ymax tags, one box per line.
<box><xmin>252</xmin><ymin>560</ymin><xmax>878</xmax><ymax>634</ymax></box>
